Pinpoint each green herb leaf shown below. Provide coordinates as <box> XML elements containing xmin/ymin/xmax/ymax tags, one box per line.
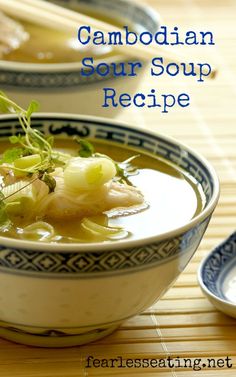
<box><xmin>47</xmin><ymin>136</ymin><xmax>54</xmax><ymax>147</ymax></box>
<box><xmin>26</xmin><ymin>100</ymin><xmax>39</xmax><ymax>121</ymax></box>
<box><xmin>114</xmin><ymin>163</ymin><xmax>131</xmax><ymax>185</ymax></box>
<box><xmin>9</xmin><ymin>135</ymin><xmax>22</xmax><ymax>144</ymax></box>
<box><xmin>115</xmin><ymin>163</ymin><xmax>125</xmax><ymax>178</ymax></box>
<box><xmin>40</xmin><ymin>173</ymin><xmax>56</xmax><ymax>193</ymax></box>
<box><xmin>0</xmin><ymin>147</ymin><xmax>25</xmax><ymax>164</ymax></box>
<box><xmin>74</xmin><ymin>137</ymin><xmax>95</xmax><ymax>158</ymax></box>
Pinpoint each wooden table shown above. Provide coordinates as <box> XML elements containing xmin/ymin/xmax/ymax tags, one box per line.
<box><xmin>0</xmin><ymin>0</ymin><xmax>235</xmax><ymax>375</ymax></box>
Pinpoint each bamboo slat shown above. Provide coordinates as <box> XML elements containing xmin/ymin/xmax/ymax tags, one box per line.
<box><xmin>0</xmin><ymin>0</ymin><xmax>235</xmax><ymax>376</ymax></box>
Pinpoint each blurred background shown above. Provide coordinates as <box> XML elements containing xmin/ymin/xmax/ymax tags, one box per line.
<box><xmin>0</xmin><ymin>1</ymin><xmax>235</xmax><ymax>375</ymax></box>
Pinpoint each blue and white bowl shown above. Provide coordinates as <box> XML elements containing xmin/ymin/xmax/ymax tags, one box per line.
<box><xmin>0</xmin><ymin>114</ymin><xmax>219</xmax><ymax>347</ymax></box>
<box><xmin>198</xmin><ymin>231</ymin><xmax>236</xmax><ymax>319</ymax></box>
<box><xmin>0</xmin><ymin>0</ymin><xmax>160</xmax><ymax>117</ymax></box>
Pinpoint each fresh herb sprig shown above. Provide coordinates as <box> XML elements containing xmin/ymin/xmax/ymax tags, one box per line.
<box><xmin>0</xmin><ymin>92</ymin><xmax>52</xmax><ymax>169</ymax></box>
<box><xmin>0</xmin><ymin>91</ymin><xmax>57</xmax><ymax>188</ymax></box>
<box><xmin>0</xmin><ymin>92</ymin><xmax>139</xmax><ymax>230</ymax></box>
<box><xmin>0</xmin><ymin>92</ymin><xmax>60</xmax><ymax>229</ymax></box>
<box><xmin>74</xmin><ymin>136</ymin><xmax>95</xmax><ymax>158</ymax></box>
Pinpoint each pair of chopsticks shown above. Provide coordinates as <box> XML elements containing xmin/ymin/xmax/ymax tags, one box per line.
<box><xmin>0</xmin><ymin>0</ymin><xmax>217</xmax><ymax>78</ymax></box>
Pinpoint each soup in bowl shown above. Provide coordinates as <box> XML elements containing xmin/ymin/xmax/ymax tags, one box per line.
<box><xmin>0</xmin><ymin>0</ymin><xmax>160</xmax><ymax>117</ymax></box>
<box><xmin>0</xmin><ymin>113</ymin><xmax>219</xmax><ymax>347</ymax></box>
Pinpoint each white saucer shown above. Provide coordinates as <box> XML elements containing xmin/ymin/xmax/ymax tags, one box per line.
<box><xmin>198</xmin><ymin>231</ymin><xmax>236</xmax><ymax>319</ymax></box>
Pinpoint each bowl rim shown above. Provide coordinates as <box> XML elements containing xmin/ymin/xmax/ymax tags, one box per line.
<box><xmin>198</xmin><ymin>236</ymin><xmax>236</xmax><ymax>309</ymax></box>
<box><xmin>0</xmin><ymin>113</ymin><xmax>220</xmax><ymax>252</ymax></box>
<box><xmin>0</xmin><ymin>0</ymin><xmax>161</xmax><ymax>73</ymax></box>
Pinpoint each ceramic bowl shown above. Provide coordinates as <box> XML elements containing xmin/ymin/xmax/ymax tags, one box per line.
<box><xmin>0</xmin><ymin>114</ymin><xmax>219</xmax><ymax>347</ymax></box>
<box><xmin>0</xmin><ymin>0</ymin><xmax>160</xmax><ymax>117</ymax></box>
<box><xmin>198</xmin><ymin>231</ymin><xmax>236</xmax><ymax>319</ymax></box>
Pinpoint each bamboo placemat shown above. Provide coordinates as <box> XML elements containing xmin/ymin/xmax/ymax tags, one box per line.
<box><xmin>0</xmin><ymin>0</ymin><xmax>235</xmax><ymax>376</ymax></box>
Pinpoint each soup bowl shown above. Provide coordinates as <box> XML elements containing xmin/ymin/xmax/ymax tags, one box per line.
<box><xmin>0</xmin><ymin>114</ymin><xmax>219</xmax><ymax>347</ymax></box>
<box><xmin>0</xmin><ymin>0</ymin><xmax>159</xmax><ymax>117</ymax></box>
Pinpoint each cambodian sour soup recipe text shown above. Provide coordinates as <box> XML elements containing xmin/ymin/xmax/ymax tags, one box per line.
<box><xmin>77</xmin><ymin>25</ymin><xmax>215</xmax><ymax>111</ymax></box>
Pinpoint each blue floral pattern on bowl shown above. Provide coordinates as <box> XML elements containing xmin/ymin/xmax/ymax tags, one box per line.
<box><xmin>198</xmin><ymin>231</ymin><xmax>236</xmax><ymax>320</ymax></box>
<box><xmin>200</xmin><ymin>231</ymin><xmax>236</xmax><ymax>299</ymax></box>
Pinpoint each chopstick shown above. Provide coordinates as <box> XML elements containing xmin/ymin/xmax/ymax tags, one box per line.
<box><xmin>0</xmin><ymin>0</ymin><xmax>217</xmax><ymax>79</ymax></box>
<box><xmin>0</xmin><ymin>0</ymin><xmax>79</xmax><ymax>35</ymax></box>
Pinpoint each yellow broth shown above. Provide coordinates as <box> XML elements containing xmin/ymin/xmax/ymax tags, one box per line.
<box><xmin>0</xmin><ymin>139</ymin><xmax>205</xmax><ymax>243</ymax></box>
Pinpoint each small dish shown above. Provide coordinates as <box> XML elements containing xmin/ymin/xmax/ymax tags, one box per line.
<box><xmin>198</xmin><ymin>231</ymin><xmax>236</xmax><ymax>319</ymax></box>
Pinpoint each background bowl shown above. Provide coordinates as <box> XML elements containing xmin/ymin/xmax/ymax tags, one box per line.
<box><xmin>0</xmin><ymin>114</ymin><xmax>219</xmax><ymax>347</ymax></box>
<box><xmin>0</xmin><ymin>0</ymin><xmax>160</xmax><ymax>117</ymax></box>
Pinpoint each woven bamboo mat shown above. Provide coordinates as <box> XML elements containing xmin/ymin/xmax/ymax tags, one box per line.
<box><xmin>0</xmin><ymin>0</ymin><xmax>235</xmax><ymax>376</ymax></box>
